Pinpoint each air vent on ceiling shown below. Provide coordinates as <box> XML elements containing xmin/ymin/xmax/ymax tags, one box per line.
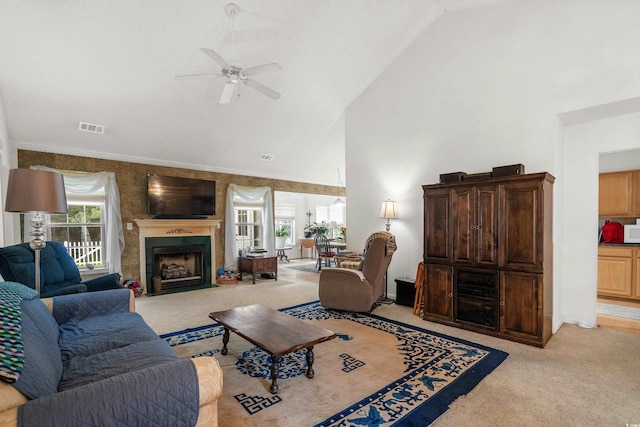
<box><xmin>260</xmin><ymin>154</ymin><xmax>274</xmax><ymax>161</ymax></box>
<box><xmin>78</xmin><ymin>121</ymin><xmax>105</xmax><ymax>134</ymax></box>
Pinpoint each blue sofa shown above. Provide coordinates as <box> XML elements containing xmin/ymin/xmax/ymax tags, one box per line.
<box><xmin>0</xmin><ymin>284</ymin><xmax>223</xmax><ymax>426</ymax></box>
<box><xmin>0</xmin><ymin>241</ymin><xmax>123</xmax><ymax>297</ymax></box>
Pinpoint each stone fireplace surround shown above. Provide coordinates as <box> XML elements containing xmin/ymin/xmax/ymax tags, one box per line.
<box><xmin>134</xmin><ymin>218</ymin><xmax>222</xmax><ymax>295</ymax></box>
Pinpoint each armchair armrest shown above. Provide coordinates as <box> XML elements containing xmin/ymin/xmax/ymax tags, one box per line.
<box><xmin>82</xmin><ymin>272</ymin><xmax>123</xmax><ymax>292</ymax></box>
<box><xmin>320</xmin><ymin>267</ymin><xmax>366</xmax><ymax>282</ymax></box>
<box><xmin>193</xmin><ymin>357</ymin><xmax>224</xmax><ymax>426</ymax></box>
<box><xmin>52</xmin><ymin>288</ymin><xmax>134</xmax><ymax>325</ymax></box>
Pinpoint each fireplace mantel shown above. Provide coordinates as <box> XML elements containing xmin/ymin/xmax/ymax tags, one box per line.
<box><xmin>134</xmin><ymin>218</ymin><xmax>222</xmax><ymax>291</ymax></box>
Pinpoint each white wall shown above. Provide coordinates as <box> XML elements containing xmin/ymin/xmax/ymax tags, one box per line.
<box><xmin>345</xmin><ymin>0</ymin><xmax>640</xmax><ymax>326</ymax></box>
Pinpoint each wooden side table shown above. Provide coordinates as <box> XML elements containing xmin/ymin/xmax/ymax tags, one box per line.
<box><xmin>299</xmin><ymin>238</ymin><xmax>316</xmax><ymax>259</ymax></box>
<box><xmin>237</xmin><ymin>256</ymin><xmax>278</xmax><ymax>284</ymax></box>
<box><xmin>275</xmin><ymin>247</ymin><xmax>292</xmax><ymax>263</ymax></box>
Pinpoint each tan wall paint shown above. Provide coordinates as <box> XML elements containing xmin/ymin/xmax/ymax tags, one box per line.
<box><xmin>18</xmin><ymin>150</ymin><xmax>344</xmax><ymax>281</ymax></box>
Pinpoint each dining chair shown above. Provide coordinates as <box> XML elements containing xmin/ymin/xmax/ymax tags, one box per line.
<box><xmin>314</xmin><ymin>234</ymin><xmax>336</xmax><ymax>271</ymax></box>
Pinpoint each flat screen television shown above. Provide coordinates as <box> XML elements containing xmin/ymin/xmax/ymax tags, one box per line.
<box><xmin>147</xmin><ymin>174</ymin><xmax>216</xmax><ymax>218</ymax></box>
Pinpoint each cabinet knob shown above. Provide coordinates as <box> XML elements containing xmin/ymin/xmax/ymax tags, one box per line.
<box><xmin>500</xmin><ymin>301</ymin><xmax>505</xmax><ymax>306</ymax></box>
<box><xmin>448</xmin><ymin>293</ymin><xmax>453</xmax><ymax>298</ymax></box>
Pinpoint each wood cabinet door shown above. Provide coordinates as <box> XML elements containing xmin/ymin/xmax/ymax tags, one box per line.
<box><xmin>500</xmin><ymin>271</ymin><xmax>542</xmax><ymax>341</ymax></box>
<box><xmin>597</xmin><ymin>247</ymin><xmax>633</xmax><ymax>297</ymax></box>
<box><xmin>452</xmin><ymin>185</ymin><xmax>498</xmax><ymax>266</ymax></box>
<box><xmin>499</xmin><ymin>181</ymin><xmax>544</xmax><ymax>272</ymax></box>
<box><xmin>475</xmin><ymin>185</ymin><xmax>499</xmax><ymax>266</ymax></box>
<box><xmin>424</xmin><ymin>188</ymin><xmax>452</xmax><ymax>262</ymax></box>
<box><xmin>423</xmin><ymin>264</ymin><xmax>453</xmax><ymax>322</ymax></box>
<box><xmin>452</xmin><ymin>186</ymin><xmax>474</xmax><ymax>264</ymax></box>
<box><xmin>599</xmin><ymin>171</ymin><xmax>635</xmax><ymax>217</ymax></box>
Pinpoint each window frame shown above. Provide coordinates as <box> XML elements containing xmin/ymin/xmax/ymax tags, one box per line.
<box><xmin>46</xmin><ymin>201</ymin><xmax>107</xmax><ymax>271</ymax></box>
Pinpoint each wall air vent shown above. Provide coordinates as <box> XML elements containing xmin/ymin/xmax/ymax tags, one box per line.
<box><xmin>78</xmin><ymin>121</ymin><xmax>105</xmax><ymax>134</ymax></box>
<box><xmin>260</xmin><ymin>154</ymin><xmax>274</xmax><ymax>161</ymax></box>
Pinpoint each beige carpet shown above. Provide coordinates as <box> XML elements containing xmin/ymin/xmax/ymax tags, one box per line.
<box><xmin>136</xmin><ymin>261</ymin><xmax>640</xmax><ymax>426</ymax></box>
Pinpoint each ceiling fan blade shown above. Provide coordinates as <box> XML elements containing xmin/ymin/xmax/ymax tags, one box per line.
<box><xmin>200</xmin><ymin>48</ymin><xmax>231</xmax><ymax>70</ymax></box>
<box><xmin>219</xmin><ymin>81</ymin><xmax>237</xmax><ymax>104</ymax></box>
<box><xmin>244</xmin><ymin>79</ymin><xmax>280</xmax><ymax>100</ymax></box>
<box><xmin>175</xmin><ymin>72</ymin><xmax>217</xmax><ymax>80</ymax></box>
<box><xmin>243</xmin><ymin>63</ymin><xmax>282</xmax><ymax>76</ymax></box>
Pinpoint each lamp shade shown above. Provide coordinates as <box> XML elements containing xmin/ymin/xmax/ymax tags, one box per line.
<box><xmin>379</xmin><ymin>200</ymin><xmax>398</xmax><ymax>220</ymax></box>
<box><xmin>5</xmin><ymin>169</ymin><xmax>68</xmax><ymax>214</ymax></box>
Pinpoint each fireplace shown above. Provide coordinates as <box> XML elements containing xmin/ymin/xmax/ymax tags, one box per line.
<box><xmin>134</xmin><ymin>218</ymin><xmax>221</xmax><ymax>295</ymax></box>
<box><xmin>145</xmin><ymin>236</ymin><xmax>212</xmax><ymax>295</ymax></box>
<box><xmin>153</xmin><ymin>244</ymin><xmax>205</xmax><ymax>290</ymax></box>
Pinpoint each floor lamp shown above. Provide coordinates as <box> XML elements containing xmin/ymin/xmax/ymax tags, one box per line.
<box><xmin>4</xmin><ymin>168</ymin><xmax>68</xmax><ymax>295</ymax></box>
<box><xmin>379</xmin><ymin>200</ymin><xmax>398</xmax><ymax>304</ymax></box>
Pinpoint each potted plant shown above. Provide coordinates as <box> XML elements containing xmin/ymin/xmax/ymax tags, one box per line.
<box><xmin>304</xmin><ymin>222</ymin><xmax>329</xmax><ymax>237</ymax></box>
<box><xmin>275</xmin><ymin>226</ymin><xmax>289</xmax><ymax>248</ymax></box>
<box><xmin>304</xmin><ymin>211</ymin><xmax>314</xmax><ymax>237</ymax></box>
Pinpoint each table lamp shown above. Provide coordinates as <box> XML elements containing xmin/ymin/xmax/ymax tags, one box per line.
<box><xmin>4</xmin><ymin>168</ymin><xmax>68</xmax><ymax>294</ymax></box>
<box><xmin>379</xmin><ymin>200</ymin><xmax>398</xmax><ymax>231</ymax></box>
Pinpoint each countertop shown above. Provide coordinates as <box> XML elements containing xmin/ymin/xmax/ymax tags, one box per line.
<box><xmin>599</xmin><ymin>242</ymin><xmax>640</xmax><ymax>247</ymax></box>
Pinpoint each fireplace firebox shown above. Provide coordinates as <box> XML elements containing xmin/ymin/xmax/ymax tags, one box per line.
<box><xmin>153</xmin><ymin>244</ymin><xmax>205</xmax><ymax>291</ymax></box>
<box><xmin>144</xmin><ymin>235</ymin><xmax>213</xmax><ymax>295</ymax></box>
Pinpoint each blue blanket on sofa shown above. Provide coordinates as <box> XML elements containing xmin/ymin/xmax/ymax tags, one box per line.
<box><xmin>5</xmin><ymin>287</ymin><xmax>201</xmax><ymax>427</ymax></box>
<box><xmin>19</xmin><ymin>359</ymin><xmax>200</xmax><ymax>427</ymax></box>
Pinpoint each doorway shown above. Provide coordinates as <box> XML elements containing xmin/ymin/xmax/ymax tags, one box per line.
<box><xmin>274</xmin><ymin>191</ymin><xmax>347</xmax><ymax>262</ymax></box>
<box><xmin>597</xmin><ymin>149</ymin><xmax>640</xmax><ymax>335</ymax></box>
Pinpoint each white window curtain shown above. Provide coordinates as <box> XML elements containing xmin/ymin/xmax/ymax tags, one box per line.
<box><xmin>29</xmin><ymin>166</ymin><xmax>125</xmax><ymax>275</ymax></box>
<box><xmin>224</xmin><ymin>184</ymin><xmax>274</xmax><ymax>271</ymax></box>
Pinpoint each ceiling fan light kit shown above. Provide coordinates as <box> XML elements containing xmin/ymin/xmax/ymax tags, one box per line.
<box><xmin>176</xmin><ymin>3</ymin><xmax>282</xmax><ymax>104</ymax></box>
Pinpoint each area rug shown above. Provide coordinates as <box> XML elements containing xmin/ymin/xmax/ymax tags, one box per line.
<box><xmin>284</xmin><ymin>262</ymin><xmax>321</xmax><ymax>273</ymax></box>
<box><xmin>160</xmin><ymin>301</ymin><xmax>508</xmax><ymax>426</ymax></box>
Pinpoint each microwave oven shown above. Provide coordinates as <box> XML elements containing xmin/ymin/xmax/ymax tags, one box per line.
<box><xmin>624</xmin><ymin>224</ymin><xmax>640</xmax><ymax>243</ymax></box>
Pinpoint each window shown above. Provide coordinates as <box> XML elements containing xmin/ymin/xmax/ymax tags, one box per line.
<box><xmin>235</xmin><ymin>208</ymin><xmax>263</xmax><ymax>250</ymax></box>
<box><xmin>275</xmin><ymin>203</ymin><xmax>295</xmax><ymax>245</ymax></box>
<box><xmin>29</xmin><ymin>167</ymin><xmax>124</xmax><ymax>275</ymax></box>
<box><xmin>48</xmin><ymin>202</ymin><xmax>106</xmax><ymax>270</ymax></box>
<box><xmin>316</xmin><ymin>203</ymin><xmax>345</xmax><ymax>238</ymax></box>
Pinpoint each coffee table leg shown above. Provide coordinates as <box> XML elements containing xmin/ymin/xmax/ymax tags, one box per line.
<box><xmin>306</xmin><ymin>346</ymin><xmax>315</xmax><ymax>378</ymax></box>
<box><xmin>221</xmin><ymin>327</ymin><xmax>230</xmax><ymax>355</ymax></box>
<box><xmin>270</xmin><ymin>356</ymin><xmax>280</xmax><ymax>394</ymax></box>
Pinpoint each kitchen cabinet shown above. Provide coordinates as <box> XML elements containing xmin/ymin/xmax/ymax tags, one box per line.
<box><xmin>599</xmin><ymin>171</ymin><xmax>638</xmax><ymax>217</ymax></box>
<box><xmin>597</xmin><ymin>246</ymin><xmax>640</xmax><ymax>299</ymax></box>
<box><xmin>422</xmin><ymin>172</ymin><xmax>554</xmax><ymax>347</ymax></box>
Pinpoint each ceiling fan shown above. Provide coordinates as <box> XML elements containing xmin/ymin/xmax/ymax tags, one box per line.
<box><xmin>176</xmin><ymin>4</ymin><xmax>281</xmax><ymax>104</ymax></box>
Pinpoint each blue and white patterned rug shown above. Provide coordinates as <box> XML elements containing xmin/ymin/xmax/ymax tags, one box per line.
<box><xmin>161</xmin><ymin>301</ymin><xmax>508</xmax><ymax>426</ymax></box>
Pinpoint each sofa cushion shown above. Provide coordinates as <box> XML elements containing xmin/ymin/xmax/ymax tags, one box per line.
<box><xmin>58</xmin><ymin>312</ymin><xmax>162</xmax><ymax>362</ymax></box>
<box><xmin>13</xmin><ymin>298</ymin><xmax>63</xmax><ymax>399</ymax></box>
<box><xmin>57</xmin><ymin>310</ymin><xmax>180</xmax><ymax>391</ymax></box>
<box><xmin>59</xmin><ymin>339</ymin><xmax>179</xmax><ymax>391</ymax></box>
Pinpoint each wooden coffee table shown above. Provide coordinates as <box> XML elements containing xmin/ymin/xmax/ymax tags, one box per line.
<box><xmin>209</xmin><ymin>304</ymin><xmax>336</xmax><ymax>394</ymax></box>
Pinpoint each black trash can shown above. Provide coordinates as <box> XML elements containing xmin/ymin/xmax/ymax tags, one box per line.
<box><xmin>395</xmin><ymin>277</ymin><xmax>416</xmax><ymax>307</ymax></box>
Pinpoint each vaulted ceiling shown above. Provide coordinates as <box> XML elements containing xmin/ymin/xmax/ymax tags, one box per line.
<box><xmin>0</xmin><ymin>0</ymin><xmax>514</xmax><ymax>185</ymax></box>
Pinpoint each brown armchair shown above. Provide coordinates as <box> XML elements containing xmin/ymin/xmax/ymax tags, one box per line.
<box><xmin>318</xmin><ymin>231</ymin><xmax>397</xmax><ymax>312</ymax></box>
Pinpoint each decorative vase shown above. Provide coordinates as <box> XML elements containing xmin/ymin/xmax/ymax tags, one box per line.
<box><xmin>276</xmin><ymin>236</ymin><xmax>287</xmax><ymax>249</ymax></box>
<box><xmin>304</xmin><ymin>231</ymin><xmax>312</xmax><ymax>238</ymax></box>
